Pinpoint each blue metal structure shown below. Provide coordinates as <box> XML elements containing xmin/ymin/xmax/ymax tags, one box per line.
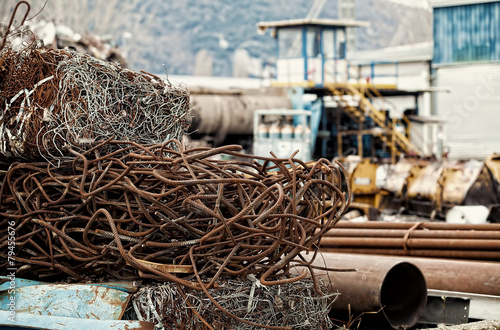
<box><xmin>433</xmin><ymin>1</ymin><xmax>500</xmax><ymax>65</ymax></box>
<box><xmin>257</xmin><ymin>18</ymin><xmax>367</xmax><ymax>87</ymax></box>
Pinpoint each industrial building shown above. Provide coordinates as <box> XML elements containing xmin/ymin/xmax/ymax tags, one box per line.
<box><xmin>431</xmin><ymin>0</ymin><xmax>500</xmax><ymax>160</ymax></box>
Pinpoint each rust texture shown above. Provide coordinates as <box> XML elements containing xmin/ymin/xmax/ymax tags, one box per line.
<box><xmin>321</xmin><ymin>221</ymin><xmax>500</xmax><ymax>260</ymax></box>
<box><xmin>0</xmin><ymin>140</ymin><xmax>350</xmax><ymax>329</ymax></box>
<box><xmin>0</xmin><ymin>9</ymin><xmax>190</xmax><ymax>161</ymax></box>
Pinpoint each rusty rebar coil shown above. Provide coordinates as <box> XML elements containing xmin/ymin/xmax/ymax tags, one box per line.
<box><xmin>0</xmin><ymin>141</ymin><xmax>349</xmax><ymax>289</ymax></box>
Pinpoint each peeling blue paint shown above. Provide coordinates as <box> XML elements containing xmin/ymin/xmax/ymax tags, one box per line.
<box><xmin>0</xmin><ymin>311</ymin><xmax>154</xmax><ymax>330</ymax></box>
<box><xmin>0</xmin><ymin>283</ymin><xmax>130</xmax><ymax>320</ymax></box>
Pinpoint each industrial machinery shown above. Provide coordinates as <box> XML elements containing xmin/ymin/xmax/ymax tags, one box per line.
<box><xmin>186</xmin><ymin>14</ymin><xmax>499</xmax><ymax>221</ymax></box>
<box><xmin>253</xmin><ymin>109</ymin><xmax>313</xmax><ymax>161</ymax></box>
<box><xmin>343</xmin><ymin>154</ymin><xmax>500</xmax><ymax>221</ymax></box>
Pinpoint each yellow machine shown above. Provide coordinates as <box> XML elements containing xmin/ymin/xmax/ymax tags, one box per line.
<box><xmin>343</xmin><ymin>154</ymin><xmax>500</xmax><ymax>221</ymax></box>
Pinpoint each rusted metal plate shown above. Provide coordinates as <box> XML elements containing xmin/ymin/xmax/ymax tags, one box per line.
<box><xmin>0</xmin><ymin>311</ymin><xmax>155</xmax><ymax>330</ymax></box>
<box><xmin>463</xmin><ymin>165</ymin><xmax>499</xmax><ymax>206</ymax></box>
<box><xmin>0</xmin><ymin>276</ymin><xmax>138</xmax><ymax>294</ymax></box>
<box><xmin>136</xmin><ymin>259</ymin><xmax>193</xmax><ymax>274</ymax></box>
<box><xmin>93</xmin><ymin>281</ymin><xmax>139</xmax><ymax>293</ymax></box>
<box><xmin>0</xmin><ymin>284</ymin><xmax>130</xmax><ymax>320</ymax></box>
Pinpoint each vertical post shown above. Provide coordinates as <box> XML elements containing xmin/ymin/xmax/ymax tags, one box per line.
<box><xmin>370</xmin><ymin>62</ymin><xmax>375</xmax><ymax>84</ymax></box>
<box><xmin>391</xmin><ymin>118</ymin><xmax>397</xmax><ymax>164</ymax></box>
<box><xmin>358</xmin><ymin>122</ymin><xmax>363</xmax><ymax>157</ymax></box>
<box><xmin>395</xmin><ymin>61</ymin><xmax>399</xmax><ymax>86</ymax></box>
<box><xmin>302</xmin><ymin>27</ymin><xmax>308</xmax><ymax>81</ymax></box>
<box><xmin>333</xmin><ymin>28</ymin><xmax>337</xmax><ymax>83</ymax></box>
<box><xmin>320</xmin><ymin>29</ymin><xmax>325</xmax><ymax>86</ymax></box>
<box><xmin>321</xmin><ymin>97</ymin><xmax>327</xmax><ymax>158</ymax></box>
<box><xmin>275</xmin><ymin>29</ymin><xmax>279</xmax><ymax>80</ymax></box>
<box><xmin>337</xmin><ymin>108</ymin><xmax>342</xmax><ymax>157</ymax></box>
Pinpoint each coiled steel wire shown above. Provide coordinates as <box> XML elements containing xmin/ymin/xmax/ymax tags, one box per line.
<box><xmin>0</xmin><ymin>34</ymin><xmax>190</xmax><ymax>160</ymax></box>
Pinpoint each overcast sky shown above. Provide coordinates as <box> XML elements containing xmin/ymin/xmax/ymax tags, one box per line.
<box><xmin>385</xmin><ymin>0</ymin><xmax>431</xmax><ymax>10</ymax></box>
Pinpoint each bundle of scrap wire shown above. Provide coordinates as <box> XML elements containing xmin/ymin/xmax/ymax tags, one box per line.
<box><xmin>0</xmin><ymin>140</ymin><xmax>349</xmax><ymax>287</ymax></box>
<box><xmin>0</xmin><ymin>19</ymin><xmax>190</xmax><ymax>160</ymax></box>
<box><xmin>126</xmin><ymin>277</ymin><xmax>338</xmax><ymax>329</ymax></box>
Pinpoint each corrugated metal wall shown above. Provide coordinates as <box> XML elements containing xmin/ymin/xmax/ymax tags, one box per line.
<box><xmin>433</xmin><ymin>1</ymin><xmax>500</xmax><ymax>65</ymax></box>
<box><xmin>434</xmin><ymin>63</ymin><xmax>500</xmax><ymax>159</ymax></box>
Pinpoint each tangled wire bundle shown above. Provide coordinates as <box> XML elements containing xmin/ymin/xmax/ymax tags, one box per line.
<box><xmin>126</xmin><ymin>277</ymin><xmax>338</xmax><ymax>329</ymax></box>
<box><xmin>0</xmin><ymin>33</ymin><xmax>190</xmax><ymax>160</ymax></box>
<box><xmin>0</xmin><ymin>140</ymin><xmax>349</xmax><ymax>286</ymax></box>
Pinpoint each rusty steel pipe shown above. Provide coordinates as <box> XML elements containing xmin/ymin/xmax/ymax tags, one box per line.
<box><xmin>323</xmin><ymin>228</ymin><xmax>500</xmax><ymax>240</ymax></box>
<box><xmin>320</xmin><ymin>236</ymin><xmax>500</xmax><ymax>250</ymax></box>
<box><xmin>310</xmin><ymin>253</ymin><xmax>427</xmax><ymax>329</ymax></box>
<box><xmin>320</xmin><ymin>253</ymin><xmax>500</xmax><ymax>296</ymax></box>
<box><xmin>321</xmin><ymin>247</ymin><xmax>500</xmax><ymax>261</ymax></box>
<box><xmin>333</xmin><ymin>221</ymin><xmax>500</xmax><ymax>231</ymax></box>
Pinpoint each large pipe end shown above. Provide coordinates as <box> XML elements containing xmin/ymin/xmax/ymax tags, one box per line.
<box><xmin>380</xmin><ymin>262</ymin><xmax>427</xmax><ymax>329</ymax></box>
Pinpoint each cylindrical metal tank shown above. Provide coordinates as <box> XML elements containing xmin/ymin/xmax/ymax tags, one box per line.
<box><xmin>188</xmin><ymin>93</ymin><xmax>291</xmax><ymax>145</ymax></box>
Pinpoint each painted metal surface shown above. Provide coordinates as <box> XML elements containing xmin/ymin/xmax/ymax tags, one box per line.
<box><xmin>381</xmin><ymin>159</ymin><xmax>415</xmax><ymax>197</ymax></box>
<box><xmin>486</xmin><ymin>153</ymin><xmax>500</xmax><ymax>182</ymax></box>
<box><xmin>407</xmin><ymin>162</ymin><xmax>442</xmax><ymax>201</ymax></box>
<box><xmin>433</xmin><ymin>63</ymin><xmax>500</xmax><ymax>160</ymax></box>
<box><xmin>0</xmin><ymin>277</ymin><xmax>45</xmax><ymax>291</ymax></box>
<box><xmin>433</xmin><ymin>2</ymin><xmax>500</xmax><ymax>65</ymax></box>
<box><xmin>0</xmin><ymin>311</ymin><xmax>155</xmax><ymax>330</ymax></box>
<box><xmin>0</xmin><ymin>276</ymin><xmax>138</xmax><ymax>294</ymax></box>
<box><xmin>427</xmin><ymin>289</ymin><xmax>500</xmax><ymax>320</ymax></box>
<box><xmin>0</xmin><ymin>284</ymin><xmax>130</xmax><ymax>320</ymax></box>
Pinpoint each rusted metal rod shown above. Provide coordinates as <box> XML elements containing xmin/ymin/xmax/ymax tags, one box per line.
<box><xmin>333</xmin><ymin>221</ymin><xmax>500</xmax><ymax>231</ymax></box>
<box><xmin>320</xmin><ymin>248</ymin><xmax>500</xmax><ymax>261</ymax></box>
<box><xmin>321</xmin><ymin>221</ymin><xmax>500</xmax><ymax>260</ymax></box>
<box><xmin>0</xmin><ymin>140</ymin><xmax>350</xmax><ymax>287</ymax></box>
<box><xmin>320</xmin><ymin>237</ymin><xmax>500</xmax><ymax>250</ymax></box>
<box><xmin>324</xmin><ymin>228</ymin><xmax>500</xmax><ymax>240</ymax></box>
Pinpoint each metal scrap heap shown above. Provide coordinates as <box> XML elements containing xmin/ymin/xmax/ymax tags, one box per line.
<box><xmin>0</xmin><ymin>140</ymin><xmax>349</xmax><ymax>282</ymax></box>
<box><xmin>0</xmin><ymin>4</ymin><xmax>350</xmax><ymax>328</ymax></box>
<box><xmin>0</xmin><ymin>19</ymin><xmax>190</xmax><ymax>160</ymax></box>
<box><xmin>0</xmin><ymin>141</ymin><xmax>349</xmax><ymax>328</ymax></box>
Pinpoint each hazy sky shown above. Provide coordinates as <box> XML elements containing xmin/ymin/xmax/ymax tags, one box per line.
<box><xmin>385</xmin><ymin>0</ymin><xmax>430</xmax><ymax>9</ymax></box>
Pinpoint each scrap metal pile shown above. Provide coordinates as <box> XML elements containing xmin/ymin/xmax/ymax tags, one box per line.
<box><xmin>0</xmin><ymin>141</ymin><xmax>349</xmax><ymax>284</ymax></box>
<box><xmin>0</xmin><ymin>2</ymin><xmax>190</xmax><ymax>160</ymax></box>
<box><xmin>0</xmin><ymin>4</ymin><xmax>350</xmax><ymax>328</ymax></box>
<box><xmin>0</xmin><ymin>141</ymin><xmax>349</xmax><ymax>328</ymax></box>
<box><xmin>127</xmin><ymin>278</ymin><xmax>338</xmax><ymax>329</ymax></box>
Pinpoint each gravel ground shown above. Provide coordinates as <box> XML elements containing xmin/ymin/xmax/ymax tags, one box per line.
<box><xmin>419</xmin><ymin>319</ymin><xmax>500</xmax><ymax>330</ymax></box>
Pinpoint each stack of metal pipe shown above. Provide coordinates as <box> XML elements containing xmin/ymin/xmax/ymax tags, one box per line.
<box><xmin>320</xmin><ymin>221</ymin><xmax>500</xmax><ymax>260</ymax></box>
